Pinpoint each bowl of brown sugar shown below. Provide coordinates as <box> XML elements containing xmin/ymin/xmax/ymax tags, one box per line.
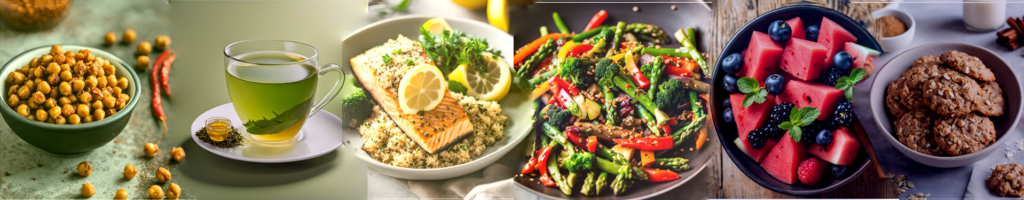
<box><xmin>873</xmin><ymin>8</ymin><xmax>915</xmax><ymax>52</ymax></box>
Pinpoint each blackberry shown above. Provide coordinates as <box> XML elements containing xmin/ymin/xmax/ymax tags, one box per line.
<box><xmin>821</xmin><ymin>67</ymin><xmax>844</xmax><ymax>87</ymax></box>
<box><xmin>748</xmin><ymin>127</ymin><xmax>771</xmax><ymax>150</ymax></box>
<box><xmin>799</xmin><ymin>121</ymin><xmax>825</xmax><ymax>144</ymax></box>
<box><xmin>829</xmin><ymin>101</ymin><xmax>856</xmax><ymax>128</ymax></box>
<box><xmin>766</xmin><ymin>103</ymin><xmax>795</xmax><ymax>139</ymax></box>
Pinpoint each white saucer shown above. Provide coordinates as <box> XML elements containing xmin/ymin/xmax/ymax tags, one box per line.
<box><xmin>190</xmin><ymin>103</ymin><xmax>344</xmax><ymax>163</ymax></box>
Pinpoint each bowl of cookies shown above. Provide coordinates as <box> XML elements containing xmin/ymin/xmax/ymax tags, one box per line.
<box><xmin>869</xmin><ymin>42</ymin><xmax>1022</xmax><ymax>168</ymax></box>
<box><xmin>1</xmin><ymin>45</ymin><xmax>141</xmax><ymax>155</ymax></box>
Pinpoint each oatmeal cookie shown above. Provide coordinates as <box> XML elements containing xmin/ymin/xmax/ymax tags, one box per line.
<box><xmin>895</xmin><ymin>109</ymin><xmax>944</xmax><ymax>156</ymax></box>
<box><xmin>892</xmin><ymin>63</ymin><xmax>952</xmax><ymax>114</ymax></box>
<box><xmin>886</xmin><ymin>76</ymin><xmax>917</xmax><ymax>117</ymax></box>
<box><xmin>933</xmin><ymin>113</ymin><xmax>996</xmax><ymax>156</ymax></box>
<box><xmin>940</xmin><ymin>50</ymin><xmax>996</xmax><ymax>82</ymax></box>
<box><xmin>989</xmin><ymin>163</ymin><xmax>1024</xmax><ymax>197</ymax></box>
<box><xmin>923</xmin><ymin>70</ymin><xmax>983</xmax><ymax>117</ymax></box>
<box><xmin>977</xmin><ymin>81</ymin><xmax>1007</xmax><ymax>117</ymax></box>
<box><xmin>910</xmin><ymin>55</ymin><xmax>943</xmax><ymax>70</ymax></box>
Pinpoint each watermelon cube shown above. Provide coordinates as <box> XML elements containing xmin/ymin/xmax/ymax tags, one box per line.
<box><xmin>760</xmin><ymin>133</ymin><xmax>808</xmax><ymax>185</ymax></box>
<box><xmin>735</xmin><ymin>137</ymin><xmax>779</xmax><ymax>163</ymax></box>
<box><xmin>786</xmin><ymin>17</ymin><xmax>806</xmax><ymax>41</ymax></box>
<box><xmin>779</xmin><ymin>38</ymin><xmax>829</xmax><ymax>81</ymax></box>
<box><xmin>730</xmin><ymin>93</ymin><xmax>776</xmax><ymax>139</ymax></box>
<box><xmin>774</xmin><ymin>79</ymin><xmax>845</xmax><ymax>120</ymax></box>
<box><xmin>818</xmin><ymin>17</ymin><xmax>858</xmax><ymax>67</ymax></box>
<box><xmin>809</xmin><ymin>127</ymin><xmax>861</xmax><ymax>165</ymax></box>
<box><xmin>740</xmin><ymin>31</ymin><xmax>784</xmax><ymax>82</ymax></box>
<box><xmin>845</xmin><ymin>42</ymin><xmax>881</xmax><ymax>77</ymax></box>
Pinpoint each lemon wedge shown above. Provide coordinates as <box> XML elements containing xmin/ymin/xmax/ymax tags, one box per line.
<box><xmin>422</xmin><ymin>17</ymin><xmax>452</xmax><ymax>34</ymax></box>
<box><xmin>486</xmin><ymin>0</ymin><xmax>508</xmax><ymax>32</ymax></box>
<box><xmin>448</xmin><ymin>53</ymin><xmax>511</xmax><ymax>101</ymax></box>
<box><xmin>398</xmin><ymin>64</ymin><xmax>448</xmax><ymax>114</ymax></box>
<box><xmin>451</xmin><ymin>0</ymin><xmax>486</xmax><ymax>10</ymax></box>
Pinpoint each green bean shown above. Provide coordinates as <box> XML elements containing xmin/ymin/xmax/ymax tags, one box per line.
<box><xmin>572</xmin><ymin>26</ymin><xmax>607</xmax><ymax>43</ymax></box>
<box><xmin>552</xmin><ymin>12</ymin><xmax>570</xmax><ymax>34</ymax></box>
<box><xmin>540</xmin><ymin>26</ymin><xmax>549</xmax><ymax>35</ymax></box>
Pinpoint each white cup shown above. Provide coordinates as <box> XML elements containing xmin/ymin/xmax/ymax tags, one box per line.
<box><xmin>963</xmin><ymin>0</ymin><xmax>1007</xmax><ymax>32</ymax></box>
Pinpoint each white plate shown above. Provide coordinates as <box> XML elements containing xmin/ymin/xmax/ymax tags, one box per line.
<box><xmin>190</xmin><ymin>103</ymin><xmax>344</xmax><ymax>163</ymax></box>
<box><xmin>341</xmin><ymin>15</ymin><xmax>528</xmax><ymax>180</ymax></box>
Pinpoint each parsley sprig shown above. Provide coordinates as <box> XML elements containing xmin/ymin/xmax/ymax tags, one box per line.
<box><xmin>778</xmin><ymin>106</ymin><xmax>821</xmax><ymax>142</ymax></box>
<box><xmin>737</xmin><ymin>77</ymin><xmax>768</xmax><ymax>107</ymax></box>
<box><xmin>419</xmin><ymin>27</ymin><xmax>502</xmax><ymax>77</ymax></box>
<box><xmin>834</xmin><ymin>68</ymin><xmax>866</xmax><ymax>101</ymax></box>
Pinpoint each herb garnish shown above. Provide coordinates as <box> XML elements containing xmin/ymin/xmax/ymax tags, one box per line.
<box><xmin>419</xmin><ymin>27</ymin><xmax>502</xmax><ymax>76</ymax></box>
<box><xmin>835</xmin><ymin>68</ymin><xmax>865</xmax><ymax>100</ymax></box>
<box><xmin>737</xmin><ymin>77</ymin><xmax>769</xmax><ymax>108</ymax></box>
<box><xmin>195</xmin><ymin>127</ymin><xmax>244</xmax><ymax>148</ymax></box>
<box><xmin>382</xmin><ymin>54</ymin><xmax>393</xmax><ymax>64</ymax></box>
<box><xmin>778</xmin><ymin>106</ymin><xmax>821</xmax><ymax>142</ymax></box>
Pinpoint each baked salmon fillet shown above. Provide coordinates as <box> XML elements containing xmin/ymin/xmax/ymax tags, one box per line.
<box><xmin>350</xmin><ymin>35</ymin><xmax>475</xmax><ymax>154</ymax></box>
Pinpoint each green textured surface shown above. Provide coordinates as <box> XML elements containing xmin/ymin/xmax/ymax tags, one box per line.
<box><xmin>0</xmin><ymin>0</ymin><xmax>186</xmax><ymax>199</ymax></box>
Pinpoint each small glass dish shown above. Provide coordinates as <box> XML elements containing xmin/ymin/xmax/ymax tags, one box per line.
<box><xmin>205</xmin><ymin>117</ymin><xmax>232</xmax><ymax>142</ymax></box>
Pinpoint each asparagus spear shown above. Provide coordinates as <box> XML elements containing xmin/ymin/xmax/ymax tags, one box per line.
<box><xmin>634</xmin><ymin>103</ymin><xmax>661</xmax><ymax>136</ymax></box>
<box><xmin>596</xmin><ymin>172</ymin><xmax>609</xmax><ymax>196</ymax></box>
<box><xmin>606</xmin><ymin>22</ymin><xmax>626</xmax><ymax>58</ymax></box>
<box><xmin>611</xmin><ymin>165</ymin><xmax>633</xmax><ymax>195</ymax></box>
<box><xmin>547</xmin><ymin>147</ymin><xmax>573</xmax><ymax>195</ymax></box>
<box><xmin>652</xmin><ymin>157</ymin><xmax>691</xmax><ymax>171</ymax></box>
<box><xmin>674</xmin><ymin>28</ymin><xmax>709</xmax><ymax>77</ymax></box>
<box><xmin>517</xmin><ymin>38</ymin><xmax>556</xmax><ymax>77</ymax></box>
<box><xmin>612</xmin><ymin>75</ymin><xmax>669</xmax><ymax>125</ymax></box>
<box><xmin>625</xmin><ymin>23</ymin><xmax>670</xmax><ymax>44</ymax></box>
<box><xmin>645</xmin><ymin>56</ymin><xmax>665</xmax><ymax>100</ymax></box>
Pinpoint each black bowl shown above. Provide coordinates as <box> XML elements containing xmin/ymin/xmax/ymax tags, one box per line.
<box><xmin>711</xmin><ymin>5</ymin><xmax>882</xmax><ymax>196</ymax></box>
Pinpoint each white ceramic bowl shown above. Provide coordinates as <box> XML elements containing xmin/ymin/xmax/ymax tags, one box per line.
<box><xmin>873</xmin><ymin>8</ymin><xmax>916</xmax><ymax>52</ymax></box>
<box><xmin>340</xmin><ymin>15</ymin><xmax>529</xmax><ymax>180</ymax></box>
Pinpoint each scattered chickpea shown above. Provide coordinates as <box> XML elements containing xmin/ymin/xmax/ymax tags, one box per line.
<box><xmin>123</xmin><ymin>164</ymin><xmax>137</xmax><ymax>179</ymax></box>
<box><xmin>80</xmin><ymin>183</ymin><xmax>95</xmax><ymax>197</ymax></box>
<box><xmin>166</xmin><ymin>183</ymin><xmax>181</xmax><ymax>199</ymax></box>
<box><xmin>171</xmin><ymin>147</ymin><xmax>185</xmax><ymax>162</ymax></box>
<box><xmin>154</xmin><ymin>35</ymin><xmax>171</xmax><ymax>51</ymax></box>
<box><xmin>138</xmin><ymin>41</ymin><xmax>153</xmax><ymax>55</ymax></box>
<box><xmin>77</xmin><ymin>161</ymin><xmax>92</xmax><ymax>176</ymax></box>
<box><xmin>113</xmin><ymin>189</ymin><xmax>128</xmax><ymax>200</ymax></box>
<box><xmin>144</xmin><ymin>143</ymin><xmax>159</xmax><ymax>157</ymax></box>
<box><xmin>104</xmin><ymin>32</ymin><xmax>117</xmax><ymax>46</ymax></box>
<box><xmin>148</xmin><ymin>185</ymin><xmax>164</xmax><ymax>199</ymax></box>
<box><xmin>122</xmin><ymin>29</ymin><xmax>136</xmax><ymax>44</ymax></box>
<box><xmin>156</xmin><ymin>167</ymin><xmax>171</xmax><ymax>183</ymax></box>
<box><xmin>137</xmin><ymin>55</ymin><xmax>150</xmax><ymax>70</ymax></box>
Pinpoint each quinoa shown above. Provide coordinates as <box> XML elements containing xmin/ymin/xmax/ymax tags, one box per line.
<box><xmin>361</xmin><ymin>35</ymin><xmax>433</xmax><ymax>95</ymax></box>
<box><xmin>359</xmin><ymin>92</ymin><xmax>507</xmax><ymax>168</ymax></box>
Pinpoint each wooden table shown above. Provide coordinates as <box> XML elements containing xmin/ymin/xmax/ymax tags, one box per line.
<box><xmin>706</xmin><ymin>0</ymin><xmax>896</xmax><ymax>198</ymax></box>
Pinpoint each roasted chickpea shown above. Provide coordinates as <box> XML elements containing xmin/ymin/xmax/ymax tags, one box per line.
<box><xmin>7</xmin><ymin>71</ymin><xmax>25</xmax><ymax>85</ymax></box>
<box><xmin>34</xmin><ymin>109</ymin><xmax>47</xmax><ymax>121</ymax></box>
<box><xmin>113</xmin><ymin>189</ymin><xmax>128</xmax><ymax>200</ymax></box>
<box><xmin>107</xmin><ymin>75</ymin><xmax>117</xmax><ymax>87</ymax></box>
<box><xmin>106</xmin><ymin>108</ymin><xmax>115</xmax><ymax>116</ymax></box>
<box><xmin>49</xmin><ymin>45</ymin><xmax>63</xmax><ymax>55</ymax></box>
<box><xmin>16</xmin><ymin>104</ymin><xmax>29</xmax><ymax>117</ymax></box>
<box><xmin>166</xmin><ymin>183</ymin><xmax>181</xmax><ymax>199</ymax></box>
<box><xmin>117</xmin><ymin>94</ymin><xmax>129</xmax><ymax>109</ymax></box>
<box><xmin>74</xmin><ymin>61</ymin><xmax>86</xmax><ymax>75</ymax></box>
<box><xmin>79</xmin><ymin>93</ymin><xmax>92</xmax><ymax>104</ymax></box>
<box><xmin>59</xmin><ymin>71</ymin><xmax>72</xmax><ymax>82</ymax></box>
<box><xmin>68</xmin><ymin>94</ymin><xmax>79</xmax><ymax>103</ymax></box>
<box><xmin>48</xmin><ymin>106</ymin><xmax>60</xmax><ymax>118</ymax></box>
<box><xmin>145</xmin><ymin>143</ymin><xmax>159</xmax><ymax>157</ymax></box>
<box><xmin>48</xmin><ymin>85</ymin><xmax>58</xmax><ymax>98</ymax></box>
<box><xmin>64</xmin><ymin>51</ymin><xmax>75</xmax><ymax>62</ymax></box>
<box><xmin>76</xmin><ymin>104</ymin><xmax>90</xmax><ymax>117</ymax></box>
<box><xmin>117</xmin><ymin>77</ymin><xmax>128</xmax><ymax>89</ymax></box>
<box><xmin>43</xmin><ymin>98</ymin><xmax>56</xmax><ymax>109</ymax></box>
<box><xmin>54</xmin><ymin>115</ymin><xmax>66</xmax><ymax>124</ymax></box>
<box><xmin>74</xmin><ymin>51</ymin><xmax>85</xmax><ymax>61</ymax></box>
<box><xmin>32</xmin><ymin>67</ymin><xmax>43</xmax><ymax>79</ymax></box>
<box><xmin>29</xmin><ymin>57</ymin><xmax>39</xmax><ymax>67</ymax></box>
<box><xmin>58</xmin><ymin>82</ymin><xmax>71</xmax><ymax>96</ymax></box>
<box><xmin>171</xmin><ymin>147</ymin><xmax>185</xmax><ymax>162</ymax></box>
<box><xmin>103</xmin><ymin>64</ymin><xmax>115</xmax><ymax>75</ymax></box>
<box><xmin>47</xmin><ymin>73</ymin><xmax>60</xmax><ymax>86</ymax></box>
<box><xmin>90</xmin><ymin>87</ymin><xmax>105</xmax><ymax>100</ymax></box>
<box><xmin>41</xmin><ymin>54</ymin><xmax>52</xmax><ymax>64</ymax></box>
<box><xmin>136</xmin><ymin>56</ymin><xmax>150</xmax><ymax>71</ymax></box>
<box><xmin>102</xmin><ymin>96</ymin><xmax>116</xmax><ymax>109</ymax></box>
<box><xmin>85</xmin><ymin>51</ymin><xmax>95</xmax><ymax>63</ymax></box>
<box><xmin>77</xmin><ymin>161</ymin><xmax>92</xmax><ymax>176</ymax></box>
<box><xmin>68</xmin><ymin>114</ymin><xmax>81</xmax><ymax>124</ymax></box>
<box><xmin>91</xmin><ymin>99</ymin><xmax>102</xmax><ymax>111</ymax></box>
<box><xmin>138</xmin><ymin>41</ymin><xmax>152</xmax><ymax>55</ymax></box>
<box><xmin>36</xmin><ymin>82</ymin><xmax>50</xmax><ymax>95</ymax></box>
<box><xmin>154</xmin><ymin>35</ymin><xmax>171</xmax><ymax>50</ymax></box>
<box><xmin>93</xmin><ymin>108</ymin><xmax>105</xmax><ymax>121</ymax></box>
<box><xmin>45</xmin><ymin>117</ymin><xmax>55</xmax><ymax>124</ymax></box>
<box><xmin>90</xmin><ymin>62</ymin><xmax>104</xmax><ymax>77</ymax></box>
<box><xmin>104</xmin><ymin>32</ymin><xmax>117</xmax><ymax>46</ymax></box>
<box><xmin>16</xmin><ymin>86</ymin><xmax>30</xmax><ymax>99</ymax></box>
<box><xmin>123</xmin><ymin>164</ymin><xmax>137</xmax><ymax>179</ymax></box>
<box><xmin>148</xmin><ymin>185</ymin><xmax>163</xmax><ymax>199</ymax></box>
<box><xmin>72</xmin><ymin>79</ymin><xmax>85</xmax><ymax>92</ymax></box>
<box><xmin>54</xmin><ymin>54</ymin><xmax>67</xmax><ymax>65</ymax></box>
<box><xmin>83</xmin><ymin>114</ymin><xmax>93</xmax><ymax>123</ymax></box>
<box><xmin>26</xmin><ymin>98</ymin><xmax>38</xmax><ymax>110</ymax></box>
<box><xmin>123</xmin><ymin>29</ymin><xmax>136</xmax><ymax>44</ymax></box>
<box><xmin>156</xmin><ymin>167</ymin><xmax>171</xmax><ymax>183</ymax></box>
<box><xmin>97</xmin><ymin>75</ymin><xmax>108</xmax><ymax>88</ymax></box>
<box><xmin>26</xmin><ymin>114</ymin><xmax>35</xmax><ymax>121</ymax></box>
<box><xmin>60</xmin><ymin>63</ymin><xmax>70</xmax><ymax>72</ymax></box>
<box><xmin>31</xmin><ymin>92</ymin><xmax>45</xmax><ymax>104</ymax></box>
<box><xmin>8</xmin><ymin>85</ymin><xmax>17</xmax><ymax>96</ymax></box>
<box><xmin>85</xmin><ymin>76</ymin><xmax>98</xmax><ymax>89</ymax></box>
<box><xmin>62</xmin><ymin>104</ymin><xmax>74</xmax><ymax>116</ymax></box>
<box><xmin>7</xmin><ymin>96</ymin><xmax>19</xmax><ymax>108</ymax></box>
<box><xmin>80</xmin><ymin>183</ymin><xmax>95</xmax><ymax>197</ymax></box>
<box><xmin>45</xmin><ymin>62</ymin><xmax>59</xmax><ymax>75</ymax></box>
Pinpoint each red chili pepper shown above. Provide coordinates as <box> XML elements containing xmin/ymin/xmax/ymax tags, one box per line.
<box><xmin>515</xmin><ymin>33</ymin><xmax>570</xmax><ymax>68</ymax></box>
<box><xmin>614</xmin><ymin>137</ymin><xmax>674</xmax><ymax>151</ymax></box>
<box><xmin>565</xmin><ymin>127</ymin><xmax>589</xmax><ymax>150</ymax></box>
<box><xmin>565</xmin><ymin>44</ymin><xmax>594</xmax><ymax>58</ymax></box>
<box><xmin>150</xmin><ymin>58</ymin><xmax>167</xmax><ymax>138</ymax></box>
<box><xmin>537</xmin><ymin>146</ymin><xmax>557</xmax><ymax>187</ymax></box>
<box><xmin>586</xmin><ymin>135</ymin><xmax>598</xmax><ymax>153</ymax></box>
<box><xmin>547</xmin><ymin>76</ymin><xmax>579</xmax><ymax>96</ymax></box>
<box><xmin>624</xmin><ymin>55</ymin><xmax>651</xmax><ymax>90</ymax></box>
<box><xmin>583</xmin><ymin>10</ymin><xmax>608</xmax><ymax>32</ymax></box>
<box><xmin>159</xmin><ymin>51</ymin><xmax>175</xmax><ymax>97</ymax></box>
<box><xmin>641</xmin><ymin>167</ymin><xmax>681</xmax><ymax>182</ymax></box>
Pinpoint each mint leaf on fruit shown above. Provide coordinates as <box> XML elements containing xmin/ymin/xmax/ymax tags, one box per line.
<box><xmin>738</xmin><ymin>77</ymin><xmax>768</xmax><ymax>108</ymax></box>
<box><xmin>835</xmin><ymin>68</ymin><xmax>865</xmax><ymax>101</ymax></box>
<box><xmin>780</xmin><ymin>106</ymin><xmax>821</xmax><ymax>142</ymax></box>
<box><xmin>737</xmin><ymin>77</ymin><xmax>760</xmax><ymax>94</ymax></box>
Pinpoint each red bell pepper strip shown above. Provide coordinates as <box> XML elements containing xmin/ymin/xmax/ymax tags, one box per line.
<box><xmin>661</xmin><ymin>55</ymin><xmax>698</xmax><ymax>77</ymax></box>
<box><xmin>522</xmin><ymin>154</ymin><xmax>538</xmax><ymax>174</ymax></box>
<box><xmin>614</xmin><ymin>137</ymin><xmax>674</xmax><ymax>151</ymax></box>
<box><xmin>537</xmin><ymin>146</ymin><xmax>557</xmax><ymax>187</ymax></box>
<box><xmin>565</xmin><ymin>127</ymin><xmax>588</xmax><ymax>150</ymax></box>
<box><xmin>586</xmin><ymin>135</ymin><xmax>598</xmax><ymax>153</ymax></box>
<box><xmin>515</xmin><ymin>33</ymin><xmax>570</xmax><ymax>68</ymax></box>
<box><xmin>530</xmin><ymin>57</ymin><xmax>553</xmax><ymax>78</ymax></box>
<box><xmin>583</xmin><ymin>10</ymin><xmax>608</xmax><ymax>31</ymax></box>
<box><xmin>565</xmin><ymin>44</ymin><xmax>594</xmax><ymax>58</ymax></box>
<box><xmin>641</xmin><ymin>167</ymin><xmax>681</xmax><ymax>182</ymax></box>
<box><xmin>665</xmin><ymin>64</ymin><xmax>691</xmax><ymax>77</ymax></box>
<box><xmin>660</xmin><ymin>125</ymin><xmax>671</xmax><ymax>137</ymax></box>
<box><xmin>547</xmin><ymin>76</ymin><xmax>579</xmax><ymax>96</ymax></box>
<box><xmin>624</xmin><ymin>52</ymin><xmax>651</xmax><ymax>90</ymax></box>
<box><xmin>554</xmin><ymin>88</ymin><xmax>575</xmax><ymax>110</ymax></box>
<box><xmin>668</xmin><ymin>117</ymin><xmax>678</xmax><ymax>127</ymax></box>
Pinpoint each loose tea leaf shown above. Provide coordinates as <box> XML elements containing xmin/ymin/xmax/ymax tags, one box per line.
<box><xmin>196</xmin><ymin>126</ymin><xmax>245</xmax><ymax>148</ymax></box>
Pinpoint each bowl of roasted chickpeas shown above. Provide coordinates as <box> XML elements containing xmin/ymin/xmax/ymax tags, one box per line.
<box><xmin>1</xmin><ymin>45</ymin><xmax>141</xmax><ymax>155</ymax></box>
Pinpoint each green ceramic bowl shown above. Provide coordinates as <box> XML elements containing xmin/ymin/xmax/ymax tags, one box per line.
<box><xmin>0</xmin><ymin>45</ymin><xmax>141</xmax><ymax>155</ymax></box>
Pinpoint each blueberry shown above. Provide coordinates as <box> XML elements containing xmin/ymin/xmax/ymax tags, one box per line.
<box><xmin>805</xmin><ymin>25</ymin><xmax>820</xmax><ymax>42</ymax></box>
<box><xmin>723</xmin><ymin>74</ymin><xmax>740</xmax><ymax>94</ymax></box>
<box><xmin>723</xmin><ymin>107</ymin><xmax>735</xmax><ymax>124</ymax></box>
<box><xmin>765</xmin><ymin>74</ymin><xmax>785</xmax><ymax>95</ymax></box>
<box><xmin>816</xmin><ymin>129</ymin><xmax>833</xmax><ymax>146</ymax></box>
<box><xmin>721</xmin><ymin>53</ymin><xmax>743</xmax><ymax>74</ymax></box>
<box><xmin>768</xmin><ymin>20</ymin><xmax>792</xmax><ymax>44</ymax></box>
<box><xmin>833</xmin><ymin>51</ymin><xmax>853</xmax><ymax>73</ymax></box>
<box><xmin>832</xmin><ymin>165</ymin><xmax>849</xmax><ymax>178</ymax></box>
<box><xmin>723</xmin><ymin>98</ymin><xmax>732</xmax><ymax>108</ymax></box>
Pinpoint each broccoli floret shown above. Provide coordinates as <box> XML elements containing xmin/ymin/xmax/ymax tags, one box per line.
<box><xmin>563</xmin><ymin>152</ymin><xmax>595</xmax><ymax>173</ymax></box>
<box><xmin>342</xmin><ymin>89</ymin><xmax>375</xmax><ymax>128</ymax></box>
<box><xmin>655</xmin><ymin>79</ymin><xmax>687</xmax><ymax>112</ymax></box>
<box><xmin>594</xmin><ymin>58</ymin><xmax>621</xmax><ymax>87</ymax></box>
<box><xmin>558</xmin><ymin>57</ymin><xmax>592</xmax><ymax>88</ymax></box>
<box><xmin>545</xmin><ymin>104</ymin><xmax>573</xmax><ymax>127</ymax></box>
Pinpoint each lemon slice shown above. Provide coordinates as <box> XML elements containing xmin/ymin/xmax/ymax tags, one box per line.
<box><xmin>422</xmin><ymin>17</ymin><xmax>452</xmax><ymax>34</ymax></box>
<box><xmin>449</xmin><ymin>53</ymin><xmax>511</xmax><ymax>101</ymax></box>
<box><xmin>398</xmin><ymin>64</ymin><xmax>448</xmax><ymax>114</ymax></box>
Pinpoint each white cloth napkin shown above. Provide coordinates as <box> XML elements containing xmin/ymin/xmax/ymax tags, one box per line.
<box><xmin>395</xmin><ymin>164</ymin><xmax>516</xmax><ymax>199</ymax></box>
<box><xmin>962</xmin><ymin>126</ymin><xmax>1024</xmax><ymax>199</ymax></box>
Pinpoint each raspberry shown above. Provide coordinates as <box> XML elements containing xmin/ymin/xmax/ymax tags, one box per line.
<box><xmin>748</xmin><ymin>127</ymin><xmax>770</xmax><ymax>150</ymax></box>
<box><xmin>798</xmin><ymin>157</ymin><xmax>830</xmax><ymax>185</ymax></box>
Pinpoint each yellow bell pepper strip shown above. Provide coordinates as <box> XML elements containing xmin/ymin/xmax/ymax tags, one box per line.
<box><xmin>556</xmin><ymin>41</ymin><xmax>577</xmax><ymax>61</ymax></box>
<box><xmin>529</xmin><ymin>81</ymin><xmax>550</xmax><ymax>100</ymax></box>
<box><xmin>640</xmin><ymin>150</ymin><xmax>655</xmax><ymax>167</ymax></box>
